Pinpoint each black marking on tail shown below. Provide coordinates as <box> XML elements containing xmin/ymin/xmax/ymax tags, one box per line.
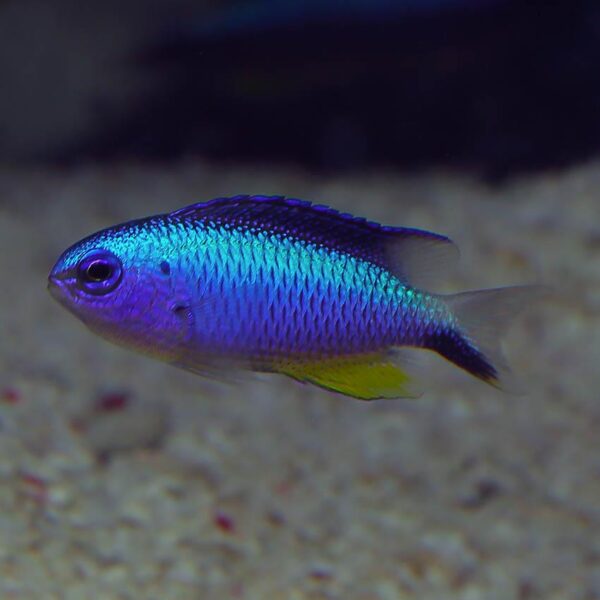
<box><xmin>427</xmin><ymin>329</ymin><xmax>498</xmax><ymax>383</ymax></box>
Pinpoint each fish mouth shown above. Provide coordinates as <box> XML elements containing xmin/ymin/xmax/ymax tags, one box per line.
<box><xmin>47</xmin><ymin>274</ymin><xmax>70</xmax><ymax>305</ymax></box>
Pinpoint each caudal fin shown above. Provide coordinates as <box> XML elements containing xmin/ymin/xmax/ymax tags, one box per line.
<box><xmin>435</xmin><ymin>285</ymin><xmax>547</xmax><ymax>392</ymax></box>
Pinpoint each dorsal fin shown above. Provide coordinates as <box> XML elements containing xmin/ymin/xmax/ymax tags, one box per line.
<box><xmin>170</xmin><ymin>195</ymin><xmax>458</xmax><ymax>288</ymax></box>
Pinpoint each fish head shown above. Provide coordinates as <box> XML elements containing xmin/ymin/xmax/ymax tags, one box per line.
<box><xmin>48</xmin><ymin>223</ymin><xmax>193</xmax><ymax>360</ymax></box>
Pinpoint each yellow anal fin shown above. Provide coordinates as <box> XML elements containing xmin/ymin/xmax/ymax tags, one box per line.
<box><xmin>279</xmin><ymin>353</ymin><xmax>420</xmax><ymax>400</ymax></box>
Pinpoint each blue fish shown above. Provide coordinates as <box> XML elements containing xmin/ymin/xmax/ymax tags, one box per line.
<box><xmin>48</xmin><ymin>195</ymin><xmax>540</xmax><ymax>399</ymax></box>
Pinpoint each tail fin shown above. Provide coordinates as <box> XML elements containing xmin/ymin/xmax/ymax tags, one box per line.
<box><xmin>433</xmin><ymin>285</ymin><xmax>547</xmax><ymax>392</ymax></box>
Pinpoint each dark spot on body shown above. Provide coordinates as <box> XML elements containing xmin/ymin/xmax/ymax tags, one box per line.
<box><xmin>171</xmin><ymin>301</ymin><xmax>195</xmax><ymax>333</ymax></box>
<box><xmin>172</xmin><ymin>303</ymin><xmax>188</xmax><ymax>315</ymax></box>
<box><xmin>160</xmin><ymin>261</ymin><xmax>170</xmax><ymax>275</ymax></box>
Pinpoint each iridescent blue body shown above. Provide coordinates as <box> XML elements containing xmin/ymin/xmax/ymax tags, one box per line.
<box><xmin>49</xmin><ymin>195</ymin><xmax>534</xmax><ymax>399</ymax></box>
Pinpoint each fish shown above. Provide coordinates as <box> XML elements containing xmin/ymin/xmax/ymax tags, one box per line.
<box><xmin>48</xmin><ymin>195</ymin><xmax>540</xmax><ymax>400</ymax></box>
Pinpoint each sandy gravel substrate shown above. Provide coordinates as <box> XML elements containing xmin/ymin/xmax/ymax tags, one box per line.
<box><xmin>0</xmin><ymin>161</ymin><xmax>598</xmax><ymax>599</ymax></box>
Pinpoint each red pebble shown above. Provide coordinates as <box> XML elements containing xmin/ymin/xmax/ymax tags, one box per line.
<box><xmin>20</xmin><ymin>473</ymin><xmax>47</xmax><ymax>503</ymax></box>
<box><xmin>96</xmin><ymin>391</ymin><xmax>129</xmax><ymax>412</ymax></box>
<box><xmin>1</xmin><ymin>387</ymin><xmax>21</xmax><ymax>404</ymax></box>
<box><xmin>214</xmin><ymin>510</ymin><xmax>235</xmax><ymax>533</ymax></box>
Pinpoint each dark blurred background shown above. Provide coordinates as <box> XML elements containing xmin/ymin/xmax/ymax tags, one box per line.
<box><xmin>1</xmin><ymin>0</ymin><xmax>599</xmax><ymax>179</ymax></box>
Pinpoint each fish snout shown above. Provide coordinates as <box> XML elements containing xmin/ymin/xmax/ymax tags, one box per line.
<box><xmin>47</xmin><ymin>271</ymin><xmax>71</xmax><ymax>305</ymax></box>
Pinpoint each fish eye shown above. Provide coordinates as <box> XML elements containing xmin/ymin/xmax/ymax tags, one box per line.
<box><xmin>85</xmin><ymin>260</ymin><xmax>112</xmax><ymax>282</ymax></box>
<box><xmin>76</xmin><ymin>250</ymin><xmax>123</xmax><ymax>295</ymax></box>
